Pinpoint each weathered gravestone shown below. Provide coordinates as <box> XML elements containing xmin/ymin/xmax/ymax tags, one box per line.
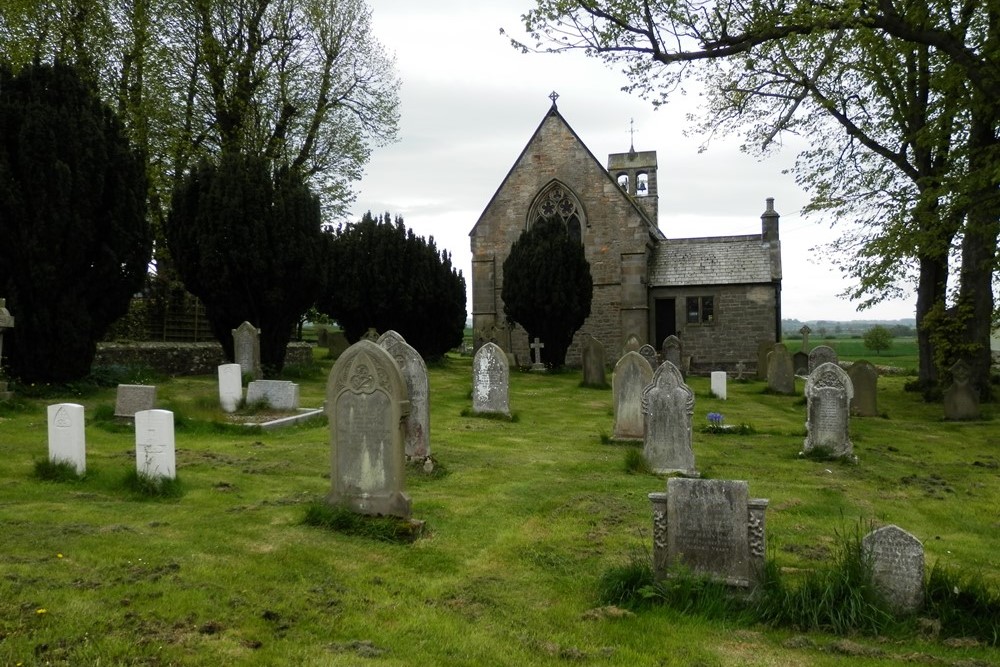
<box><xmin>661</xmin><ymin>335</ymin><xmax>682</xmax><ymax>375</ymax></box>
<box><xmin>327</xmin><ymin>331</ymin><xmax>350</xmax><ymax>359</ymax></box>
<box><xmin>638</xmin><ymin>343</ymin><xmax>658</xmax><ymax>369</ymax></box>
<box><xmin>622</xmin><ymin>334</ymin><xmax>641</xmax><ymax>355</ymax></box>
<box><xmin>246</xmin><ymin>380</ymin><xmax>299</xmax><ymax>410</ymax></box>
<box><xmin>943</xmin><ymin>359</ymin><xmax>980</xmax><ymax>420</ymax></box>
<box><xmin>472</xmin><ymin>342</ymin><xmax>510</xmax><ymax>417</ymax></box>
<box><xmin>361</xmin><ymin>327</ymin><xmax>379</xmax><ymax>342</ymax></box>
<box><xmin>217</xmin><ymin>364</ymin><xmax>243</xmax><ymax>413</ymax></box>
<box><xmin>378</xmin><ymin>330</ymin><xmax>431</xmax><ymax>459</ymax></box>
<box><xmin>766</xmin><ymin>343</ymin><xmax>795</xmax><ymax>394</ymax></box>
<box><xmin>642</xmin><ymin>361</ymin><xmax>697</xmax><ymax>476</ymax></box>
<box><xmin>862</xmin><ymin>525</ymin><xmax>924</xmax><ymax>614</ymax></box>
<box><xmin>612</xmin><ymin>351</ymin><xmax>653</xmax><ymax>440</ymax></box>
<box><xmin>756</xmin><ymin>340</ymin><xmax>773</xmax><ymax>380</ymax></box>
<box><xmin>711</xmin><ymin>371</ymin><xmax>727</xmax><ymax>400</ymax></box>
<box><xmin>48</xmin><ymin>403</ymin><xmax>86</xmax><ymax>475</ymax></box>
<box><xmin>847</xmin><ymin>360</ymin><xmax>879</xmax><ymax>417</ymax></box>
<box><xmin>581</xmin><ymin>334</ymin><xmax>607</xmax><ymax>387</ymax></box>
<box><xmin>232</xmin><ymin>321</ymin><xmax>262</xmax><ymax>380</ymax></box>
<box><xmin>135</xmin><ymin>409</ymin><xmax>176</xmax><ymax>480</ymax></box>
<box><xmin>326</xmin><ymin>340</ymin><xmax>411</xmax><ymax>518</ymax></box>
<box><xmin>115</xmin><ymin>384</ymin><xmax>156</xmax><ymax>418</ymax></box>
<box><xmin>799</xmin><ymin>324</ymin><xmax>812</xmax><ymax>350</ymax></box>
<box><xmin>648</xmin><ymin>478</ymin><xmax>769</xmax><ymax>587</ymax></box>
<box><xmin>792</xmin><ymin>350</ymin><xmax>809</xmax><ymax>376</ymax></box>
<box><xmin>808</xmin><ymin>345</ymin><xmax>838</xmax><ymax>373</ymax></box>
<box><xmin>316</xmin><ymin>327</ymin><xmax>330</xmax><ymax>349</ymax></box>
<box><xmin>803</xmin><ymin>362</ymin><xmax>854</xmax><ymax>459</ymax></box>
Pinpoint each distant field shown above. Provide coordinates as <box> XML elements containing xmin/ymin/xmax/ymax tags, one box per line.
<box><xmin>804</xmin><ymin>337</ymin><xmax>918</xmax><ymax>371</ymax></box>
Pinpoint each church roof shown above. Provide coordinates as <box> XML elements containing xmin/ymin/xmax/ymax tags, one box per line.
<box><xmin>649</xmin><ymin>234</ymin><xmax>781</xmax><ymax>286</ymax></box>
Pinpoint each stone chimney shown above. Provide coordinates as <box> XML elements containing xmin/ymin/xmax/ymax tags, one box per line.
<box><xmin>761</xmin><ymin>198</ymin><xmax>779</xmax><ymax>242</ymax></box>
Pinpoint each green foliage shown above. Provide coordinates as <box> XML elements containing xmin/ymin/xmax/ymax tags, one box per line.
<box><xmin>924</xmin><ymin>563</ymin><xmax>1000</xmax><ymax>645</ymax></box>
<box><xmin>302</xmin><ymin>502</ymin><xmax>422</xmax><ymax>543</ymax></box>
<box><xmin>863</xmin><ymin>325</ymin><xmax>894</xmax><ymax>355</ymax></box>
<box><xmin>623</xmin><ymin>448</ymin><xmax>652</xmax><ymax>474</ymax></box>
<box><xmin>0</xmin><ymin>62</ymin><xmax>151</xmax><ymax>383</ymax></box>
<box><xmin>319</xmin><ymin>212</ymin><xmax>466</xmax><ymax>361</ymax></box>
<box><xmin>596</xmin><ymin>551</ymin><xmax>655</xmax><ymax>609</ymax></box>
<box><xmin>502</xmin><ymin>217</ymin><xmax>593</xmax><ymax>368</ymax></box>
<box><xmin>33</xmin><ymin>459</ymin><xmax>85</xmax><ymax>483</ymax></box>
<box><xmin>120</xmin><ymin>470</ymin><xmax>183</xmax><ymax>499</ymax></box>
<box><xmin>642</xmin><ymin>565</ymin><xmax>749</xmax><ymax>622</ymax></box>
<box><xmin>166</xmin><ymin>152</ymin><xmax>326</xmax><ymax>373</ymax></box>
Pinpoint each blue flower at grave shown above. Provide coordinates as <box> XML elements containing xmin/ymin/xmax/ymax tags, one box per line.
<box><xmin>707</xmin><ymin>412</ymin><xmax>724</xmax><ymax>426</ymax></box>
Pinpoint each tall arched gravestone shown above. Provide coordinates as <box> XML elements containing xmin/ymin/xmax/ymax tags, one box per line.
<box><xmin>612</xmin><ymin>351</ymin><xmax>653</xmax><ymax>440</ymax></box>
<box><xmin>377</xmin><ymin>330</ymin><xmax>430</xmax><ymax>460</ymax></box>
<box><xmin>327</xmin><ymin>340</ymin><xmax>411</xmax><ymax>518</ymax></box>
<box><xmin>472</xmin><ymin>342</ymin><xmax>510</xmax><ymax>417</ymax></box>
<box><xmin>642</xmin><ymin>361</ymin><xmax>697</xmax><ymax>475</ymax></box>
<box><xmin>803</xmin><ymin>362</ymin><xmax>854</xmax><ymax>459</ymax></box>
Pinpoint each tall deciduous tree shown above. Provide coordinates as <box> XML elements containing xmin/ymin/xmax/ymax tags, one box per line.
<box><xmin>0</xmin><ymin>62</ymin><xmax>151</xmax><ymax>383</ymax></box>
<box><xmin>165</xmin><ymin>151</ymin><xmax>326</xmax><ymax>372</ymax></box>
<box><xmin>502</xmin><ymin>217</ymin><xmax>593</xmax><ymax>368</ymax></box>
<box><xmin>318</xmin><ymin>212</ymin><xmax>466</xmax><ymax>361</ymax></box>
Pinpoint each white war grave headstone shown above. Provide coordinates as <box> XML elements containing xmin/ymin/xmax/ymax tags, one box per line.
<box><xmin>48</xmin><ymin>403</ymin><xmax>86</xmax><ymax>475</ymax></box>
<box><xmin>135</xmin><ymin>409</ymin><xmax>176</xmax><ymax>480</ymax></box>
<box><xmin>803</xmin><ymin>362</ymin><xmax>854</xmax><ymax>459</ymax></box>
<box><xmin>862</xmin><ymin>524</ymin><xmax>925</xmax><ymax>614</ymax></box>
<box><xmin>641</xmin><ymin>361</ymin><xmax>697</xmax><ymax>476</ymax></box>
<box><xmin>326</xmin><ymin>340</ymin><xmax>411</xmax><ymax>518</ymax></box>
<box><xmin>232</xmin><ymin>321</ymin><xmax>262</xmax><ymax>380</ymax></box>
<box><xmin>711</xmin><ymin>371</ymin><xmax>727</xmax><ymax>400</ymax></box>
<box><xmin>218</xmin><ymin>363</ymin><xmax>243</xmax><ymax>413</ymax></box>
<box><xmin>378</xmin><ymin>330</ymin><xmax>431</xmax><ymax>460</ymax></box>
<box><xmin>612</xmin><ymin>351</ymin><xmax>653</xmax><ymax>440</ymax></box>
<box><xmin>472</xmin><ymin>342</ymin><xmax>510</xmax><ymax>417</ymax></box>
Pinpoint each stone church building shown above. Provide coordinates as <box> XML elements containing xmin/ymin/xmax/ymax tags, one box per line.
<box><xmin>469</xmin><ymin>96</ymin><xmax>782</xmax><ymax>372</ymax></box>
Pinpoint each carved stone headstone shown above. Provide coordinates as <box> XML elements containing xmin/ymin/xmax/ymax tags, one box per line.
<box><xmin>792</xmin><ymin>351</ymin><xmax>809</xmax><ymax>376</ymax></box>
<box><xmin>943</xmin><ymin>360</ymin><xmax>980</xmax><ymax>420</ymax></box>
<box><xmin>765</xmin><ymin>343</ymin><xmax>795</xmax><ymax>394</ymax></box>
<box><xmin>378</xmin><ymin>330</ymin><xmax>431</xmax><ymax>459</ymax></box>
<box><xmin>361</xmin><ymin>327</ymin><xmax>379</xmax><ymax>342</ymax></box>
<box><xmin>246</xmin><ymin>380</ymin><xmax>299</xmax><ymax>410</ymax></box>
<box><xmin>862</xmin><ymin>525</ymin><xmax>924</xmax><ymax>614</ymax></box>
<box><xmin>612</xmin><ymin>351</ymin><xmax>653</xmax><ymax>440</ymax></box>
<box><xmin>472</xmin><ymin>342</ymin><xmax>510</xmax><ymax>417</ymax></box>
<box><xmin>638</xmin><ymin>343</ymin><xmax>658</xmax><ymax>369</ymax></box>
<box><xmin>326</xmin><ymin>340</ymin><xmax>411</xmax><ymax>518</ymax></box>
<box><xmin>847</xmin><ymin>360</ymin><xmax>878</xmax><ymax>417</ymax></box>
<box><xmin>529</xmin><ymin>337</ymin><xmax>546</xmax><ymax>371</ymax></box>
<box><xmin>808</xmin><ymin>345</ymin><xmax>838</xmax><ymax>373</ymax></box>
<box><xmin>135</xmin><ymin>409</ymin><xmax>176</xmax><ymax>480</ymax></box>
<box><xmin>581</xmin><ymin>334</ymin><xmax>607</xmax><ymax>387</ymax></box>
<box><xmin>48</xmin><ymin>403</ymin><xmax>86</xmax><ymax>475</ymax></box>
<box><xmin>710</xmin><ymin>371</ymin><xmax>727</xmax><ymax>400</ymax></box>
<box><xmin>232</xmin><ymin>321</ymin><xmax>262</xmax><ymax>380</ymax></box>
<box><xmin>803</xmin><ymin>362</ymin><xmax>854</xmax><ymax>458</ymax></box>
<box><xmin>798</xmin><ymin>325</ymin><xmax>812</xmax><ymax>350</ymax></box>
<box><xmin>756</xmin><ymin>340</ymin><xmax>773</xmax><ymax>380</ymax></box>
<box><xmin>622</xmin><ymin>334</ymin><xmax>641</xmax><ymax>356</ymax></box>
<box><xmin>115</xmin><ymin>384</ymin><xmax>156</xmax><ymax>418</ymax></box>
<box><xmin>642</xmin><ymin>361</ymin><xmax>697</xmax><ymax>475</ymax></box>
<box><xmin>733</xmin><ymin>361</ymin><xmax>746</xmax><ymax>381</ymax></box>
<box><xmin>661</xmin><ymin>335</ymin><xmax>682</xmax><ymax>374</ymax></box>
<box><xmin>649</xmin><ymin>478</ymin><xmax>768</xmax><ymax>587</ymax></box>
<box><xmin>217</xmin><ymin>363</ymin><xmax>243</xmax><ymax>413</ymax></box>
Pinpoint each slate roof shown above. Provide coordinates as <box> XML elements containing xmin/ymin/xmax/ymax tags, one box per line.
<box><xmin>649</xmin><ymin>234</ymin><xmax>780</xmax><ymax>287</ymax></box>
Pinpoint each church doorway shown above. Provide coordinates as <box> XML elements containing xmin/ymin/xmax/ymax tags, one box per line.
<box><xmin>654</xmin><ymin>298</ymin><xmax>676</xmax><ymax>349</ymax></box>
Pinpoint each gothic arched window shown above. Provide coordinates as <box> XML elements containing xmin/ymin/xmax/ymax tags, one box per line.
<box><xmin>527</xmin><ymin>182</ymin><xmax>585</xmax><ymax>244</ymax></box>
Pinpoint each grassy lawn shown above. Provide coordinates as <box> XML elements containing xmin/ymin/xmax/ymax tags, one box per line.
<box><xmin>0</xmin><ymin>351</ymin><xmax>998</xmax><ymax>666</ymax></box>
<box><xmin>809</xmin><ymin>337</ymin><xmax>919</xmax><ymax>370</ymax></box>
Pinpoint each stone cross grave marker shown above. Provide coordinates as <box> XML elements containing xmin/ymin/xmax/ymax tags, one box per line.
<box><xmin>530</xmin><ymin>337</ymin><xmax>545</xmax><ymax>371</ymax></box>
<box><xmin>48</xmin><ymin>403</ymin><xmax>86</xmax><ymax>475</ymax></box>
<box><xmin>217</xmin><ymin>363</ymin><xmax>243</xmax><ymax>413</ymax></box>
<box><xmin>246</xmin><ymin>380</ymin><xmax>299</xmax><ymax>410</ymax></box>
<box><xmin>943</xmin><ymin>359</ymin><xmax>980</xmax><ymax>420</ymax></box>
<box><xmin>711</xmin><ymin>371</ymin><xmax>727</xmax><ymax>400</ymax></box>
<box><xmin>327</xmin><ymin>339</ymin><xmax>411</xmax><ymax>518</ymax></box>
<box><xmin>847</xmin><ymin>360</ymin><xmax>878</xmax><ymax>417</ymax></box>
<box><xmin>798</xmin><ymin>324</ymin><xmax>812</xmax><ymax>350</ymax></box>
<box><xmin>638</xmin><ymin>343</ymin><xmax>658</xmax><ymax>369</ymax></box>
<box><xmin>115</xmin><ymin>384</ymin><xmax>156</xmax><ymax>418</ymax></box>
<box><xmin>862</xmin><ymin>525</ymin><xmax>924</xmax><ymax>614</ymax></box>
<box><xmin>612</xmin><ymin>351</ymin><xmax>653</xmax><ymax>440</ymax></box>
<box><xmin>622</xmin><ymin>333</ymin><xmax>641</xmax><ymax>355</ymax></box>
<box><xmin>661</xmin><ymin>335</ymin><xmax>682</xmax><ymax>374</ymax></box>
<box><xmin>766</xmin><ymin>343</ymin><xmax>795</xmax><ymax>394</ymax></box>
<box><xmin>472</xmin><ymin>342</ymin><xmax>510</xmax><ymax>417</ymax></box>
<box><xmin>808</xmin><ymin>345</ymin><xmax>838</xmax><ymax>373</ymax></box>
<box><xmin>642</xmin><ymin>361</ymin><xmax>697</xmax><ymax>475</ymax></box>
<box><xmin>734</xmin><ymin>360</ymin><xmax>746</xmax><ymax>381</ymax></box>
<box><xmin>803</xmin><ymin>362</ymin><xmax>854</xmax><ymax>459</ymax></box>
<box><xmin>135</xmin><ymin>409</ymin><xmax>176</xmax><ymax>480</ymax></box>
<box><xmin>581</xmin><ymin>334</ymin><xmax>607</xmax><ymax>387</ymax></box>
<box><xmin>649</xmin><ymin>478</ymin><xmax>768</xmax><ymax>587</ymax></box>
<box><xmin>232</xmin><ymin>321</ymin><xmax>262</xmax><ymax>380</ymax></box>
<box><xmin>378</xmin><ymin>330</ymin><xmax>431</xmax><ymax>460</ymax></box>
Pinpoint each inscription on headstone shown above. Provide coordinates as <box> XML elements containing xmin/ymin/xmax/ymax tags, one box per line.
<box><xmin>472</xmin><ymin>342</ymin><xmax>510</xmax><ymax>417</ymax></box>
<box><xmin>803</xmin><ymin>362</ymin><xmax>854</xmax><ymax>458</ymax></box>
<box><xmin>862</xmin><ymin>525</ymin><xmax>924</xmax><ymax>614</ymax></box>
<box><xmin>612</xmin><ymin>351</ymin><xmax>653</xmax><ymax>440</ymax></box>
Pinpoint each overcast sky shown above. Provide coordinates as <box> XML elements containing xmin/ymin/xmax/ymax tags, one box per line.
<box><xmin>351</xmin><ymin>0</ymin><xmax>917</xmax><ymax>323</ymax></box>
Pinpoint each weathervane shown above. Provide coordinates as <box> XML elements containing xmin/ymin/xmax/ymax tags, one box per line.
<box><xmin>549</xmin><ymin>90</ymin><xmax>559</xmax><ymax>107</ymax></box>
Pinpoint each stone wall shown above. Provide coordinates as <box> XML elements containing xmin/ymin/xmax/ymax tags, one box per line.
<box><xmin>94</xmin><ymin>342</ymin><xmax>314</xmax><ymax>376</ymax></box>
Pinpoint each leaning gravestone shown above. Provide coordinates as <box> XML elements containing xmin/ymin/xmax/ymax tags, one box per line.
<box><xmin>847</xmin><ymin>360</ymin><xmax>879</xmax><ymax>417</ymax></box>
<box><xmin>792</xmin><ymin>350</ymin><xmax>809</xmax><ymax>376</ymax></box>
<box><xmin>803</xmin><ymin>362</ymin><xmax>854</xmax><ymax>458</ymax></box>
<box><xmin>808</xmin><ymin>345</ymin><xmax>838</xmax><ymax>373</ymax></box>
<box><xmin>661</xmin><ymin>336</ymin><xmax>682</xmax><ymax>375</ymax></box>
<box><xmin>756</xmin><ymin>340</ymin><xmax>773</xmax><ymax>380</ymax></box>
<box><xmin>232</xmin><ymin>321</ymin><xmax>262</xmax><ymax>380</ymax></box>
<box><xmin>378</xmin><ymin>330</ymin><xmax>431</xmax><ymax>459</ymax></box>
<box><xmin>943</xmin><ymin>359</ymin><xmax>980</xmax><ymax>420</ymax></box>
<box><xmin>48</xmin><ymin>403</ymin><xmax>86</xmax><ymax>475</ymax></box>
<box><xmin>648</xmin><ymin>478</ymin><xmax>768</xmax><ymax>587</ymax></box>
<box><xmin>135</xmin><ymin>409</ymin><xmax>176</xmax><ymax>480</ymax></box>
<box><xmin>642</xmin><ymin>361</ymin><xmax>697</xmax><ymax>476</ymax></box>
<box><xmin>766</xmin><ymin>343</ymin><xmax>795</xmax><ymax>394</ymax></box>
<box><xmin>622</xmin><ymin>334</ymin><xmax>641</xmax><ymax>356</ymax></box>
<box><xmin>472</xmin><ymin>342</ymin><xmax>510</xmax><ymax>417</ymax></box>
<box><xmin>326</xmin><ymin>340</ymin><xmax>411</xmax><ymax>518</ymax></box>
<box><xmin>115</xmin><ymin>384</ymin><xmax>156</xmax><ymax>418</ymax></box>
<box><xmin>638</xmin><ymin>343</ymin><xmax>658</xmax><ymax>369</ymax></box>
<box><xmin>246</xmin><ymin>380</ymin><xmax>299</xmax><ymax>410</ymax></box>
<box><xmin>710</xmin><ymin>371</ymin><xmax>727</xmax><ymax>400</ymax></box>
<box><xmin>612</xmin><ymin>351</ymin><xmax>654</xmax><ymax>440</ymax></box>
<box><xmin>218</xmin><ymin>363</ymin><xmax>243</xmax><ymax>413</ymax></box>
<box><xmin>862</xmin><ymin>525</ymin><xmax>924</xmax><ymax>614</ymax></box>
<box><xmin>581</xmin><ymin>334</ymin><xmax>607</xmax><ymax>387</ymax></box>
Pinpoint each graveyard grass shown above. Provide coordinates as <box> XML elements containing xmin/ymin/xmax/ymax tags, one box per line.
<box><xmin>1</xmin><ymin>350</ymin><xmax>999</xmax><ymax>666</ymax></box>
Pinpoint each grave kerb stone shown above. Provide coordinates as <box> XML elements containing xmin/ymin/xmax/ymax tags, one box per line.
<box><xmin>246</xmin><ymin>380</ymin><xmax>299</xmax><ymax>411</ymax></box>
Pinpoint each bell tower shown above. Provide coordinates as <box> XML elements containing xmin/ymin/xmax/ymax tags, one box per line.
<box><xmin>608</xmin><ymin>144</ymin><xmax>658</xmax><ymax>226</ymax></box>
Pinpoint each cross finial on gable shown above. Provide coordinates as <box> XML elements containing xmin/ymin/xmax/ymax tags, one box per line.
<box><xmin>549</xmin><ymin>90</ymin><xmax>559</xmax><ymax>107</ymax></box>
